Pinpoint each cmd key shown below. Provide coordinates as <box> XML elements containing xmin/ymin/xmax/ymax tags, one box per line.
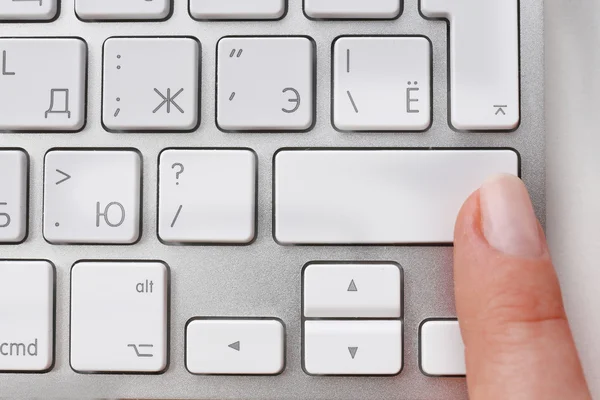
<box><xmin>421</xmin><ymin>0</ymin><xmax>520</xmax><ymax>131</ymax></box>
<box><xmin>0</xmin><ymin>261</ymin><xmax>54</xmax><ymax>372</ymax></box>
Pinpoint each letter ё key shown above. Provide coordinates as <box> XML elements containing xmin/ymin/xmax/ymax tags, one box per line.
<box><xmin>43</xmin><ymin>150</ymin><xmax>141</xmax><ymax>244</ymax></box>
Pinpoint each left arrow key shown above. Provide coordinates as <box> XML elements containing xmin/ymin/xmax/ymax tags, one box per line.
<box><xmin>55</xmin><ymin>169</ymin><xmax>71</xmax><ymax>185</ymax></box>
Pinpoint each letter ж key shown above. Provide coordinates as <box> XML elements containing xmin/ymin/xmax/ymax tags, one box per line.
<box><xmin>43</xmin><ymin>150</ymin><xmax>141</xmax><ymax>244</ymax></box>
<box><xmin>102</xmin><ymin>37</ymin><xmax>200</xmax><ymax>132</ymax></box>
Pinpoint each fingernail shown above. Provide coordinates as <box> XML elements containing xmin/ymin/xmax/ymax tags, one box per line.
<box><xmin>480</xmin><ymin>174</ymin><xmax>543</xmax><ymax>258</ymax></box>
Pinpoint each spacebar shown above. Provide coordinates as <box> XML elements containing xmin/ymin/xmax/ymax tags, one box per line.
<box><xmin>274</xmin><ymin>149</ymin><xmax>519</xmax><ymax>245</ymax></box>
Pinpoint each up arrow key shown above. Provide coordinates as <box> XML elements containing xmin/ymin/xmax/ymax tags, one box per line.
<box><xmin>347</xmin><ymin>279</ymin><xmax>358</xmax><ymax>292</ymax></box>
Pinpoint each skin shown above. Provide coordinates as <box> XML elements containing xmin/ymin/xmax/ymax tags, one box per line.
<box><xmin>454</xmin><ymin>186</ymin><xmax>591</xmax><ymax>399</ymax></box>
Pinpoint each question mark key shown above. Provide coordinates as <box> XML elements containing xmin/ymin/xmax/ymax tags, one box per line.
<box><xmin>172</xmin><ymin>163</ymin><xmax>185</xmax><ymax>186</ymax></box>
<box><xmin>158</xmin><ymin>149</ymin><xmax>257</xmax><ymax>244</ymax></box>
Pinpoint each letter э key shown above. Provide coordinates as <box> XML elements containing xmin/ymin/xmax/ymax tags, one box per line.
<box><xmin>217</xmin><ymin>37</ymin><xmax>314</xmax><ymax>131</ymax></box>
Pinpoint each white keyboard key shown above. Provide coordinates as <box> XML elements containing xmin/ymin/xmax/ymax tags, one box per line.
<box><xmin>0</xmin><ymin>261</ymin><xmax>54</xmax><ymax>372</ymax></box>
<box><xmin>217</xmin><ymin>37</ymin><xmax>314</xmax><ymax>131</ymax></box>
<box><xmin>186</xmin><ymin>319</ymin><xmax>285</xmax><ymax>375</ymax></box>
<box><xmin>70</xmin><ymin>261</ymin><xmax>168</xmax><ymax>373</ymax></box>
<box><xmin>303</xmin><ymin>263</ymin><xmax>402</xmax><ymax>318</ymax></box>
<box><xmin>103</xmin><ymin>37</ymin><xmax>200</xmax><ymax>132</ymax></box>
<box><xmin>0</xmin><ymin>0</ymin><xmax>58</xmax><ymax>21</ymax></box>
<box><xmin>275</xmin><ymin>149</ymin><xmax>518</xmax><ymax>245</ymax></box>
<box><xmin>43</xmin><ymin>150</ymin><xmax>141</xmax><ymax>244</ymax></box>
<box><xmin>304</xmin><ymin>321</ymin><xmax>402</xmax><ymax>375</ymax></box>
<box><xmin>76</xmin><ymin>0</ymin><xmax>171</xmax><ymax>21</ymax></box>
<box><xmin>420</xmin><ymin>319</ymin><xmax>466</xmax><ymax>376</ymax></box>
<box><xmin>304</xmin><ymin>0</ymin><xmax>401</xmax><ymax>19</ymax></box>
<box><xmin>0</xmin><ymin>150</ymin><xmax>28</xmax><ymax>243</ymax></box>
<box><xmin>0</xmin><ymin>38</ymin><xmax>86</xmax><ymax>132</ymax></box>
<box><xmin>158</xmin><ymin>149</ymin><xmax>257</xmax><ymax>244</ymax></box>
<box><xmin>333</xmin><ymin>37</ymin><xmax>431</xmax><ymax>131</ymax></box>
<box><xmin>421</xmin><ymin>0</ymin><xmax>520</xmax><ymax>130</ymax></box>
<box><xmin>190</xmin><ymin>0</ymin><xmax>286</xmax><ymax>20</ymax></box>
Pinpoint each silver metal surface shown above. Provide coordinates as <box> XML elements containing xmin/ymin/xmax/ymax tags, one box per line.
<box><xmin>0</xmin><ymin>0</ymin><xmax>544</xmax><ymax>398</ymax></box>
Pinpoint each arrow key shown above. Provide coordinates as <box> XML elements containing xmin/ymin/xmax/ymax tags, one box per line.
<box><xmin>304</xmin><ymin>263</ymin><xmax>402</xmax><ymax>318</ymax></box>
<box><xmin>186</xmin><ymin>318</ymin><xmax>285</xmax><ymax>375</ymax></box>
<box><xmin>304</xmin><ymin>320</ymin><xmax>402</xmax><ymax>376</ymax></box>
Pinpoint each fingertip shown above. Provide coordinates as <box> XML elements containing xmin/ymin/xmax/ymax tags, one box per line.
<box><xmin>452</xmin><ymin>178</ymin><xmax>591</xmax><ymax>400</ymax></box>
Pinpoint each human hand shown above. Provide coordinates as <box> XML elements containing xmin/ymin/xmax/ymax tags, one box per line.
<box><xmin>454</xmin><ymin>174</ymin><xmax>591</xmax><ymax>399</ymax></box>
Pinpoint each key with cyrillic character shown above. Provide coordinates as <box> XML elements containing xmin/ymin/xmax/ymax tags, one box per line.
<box><xmin>0</xmin><ymin>0</ymin><xmax>58</xmax><ymax>21</ymax></box>
<box><xmin>217</xmin><ymin>37</ymin><xmax>314</xmax><ymax>131</ymax></box>
<box><xmin>421</xmin><ymin>0</ymin><xmax>520</xmax><ymax>131</ymax></box>
<box><xmin>333</xmin><ymin>36</ymin><xmax>431</xmax><ymax>131</ymax></box>
<box><xmin>103</xmin><ymin>37</ymin><xmax>200</xmax><ymax>132</ymax></box>
<box><xmin>304</xmin><ymin>0</ymin><xmax>401</xmax><ymax>19</ymax></box>
<box><xmin>0</xmin><ymin>38</ymin><xmax>87</xmax><ymax>132</ymax></box>
<box><xmin>76</xmin><ymin>0</ymin><xmax>171</xmax><ymax>21</ymax></box>
<box><xmin>0</xmin><ymin>150</ymin><xmax>28</xmax><ymax>243</ymax></box>
<box><xmin>190</xmin><ymin>0</ymin><xmax>286</xmax><ymax>20</ymax></box>
<box><xmin>43</xmin><ymin>150</ymin><xmax>141</xmax><ymax>244</ymax></box>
